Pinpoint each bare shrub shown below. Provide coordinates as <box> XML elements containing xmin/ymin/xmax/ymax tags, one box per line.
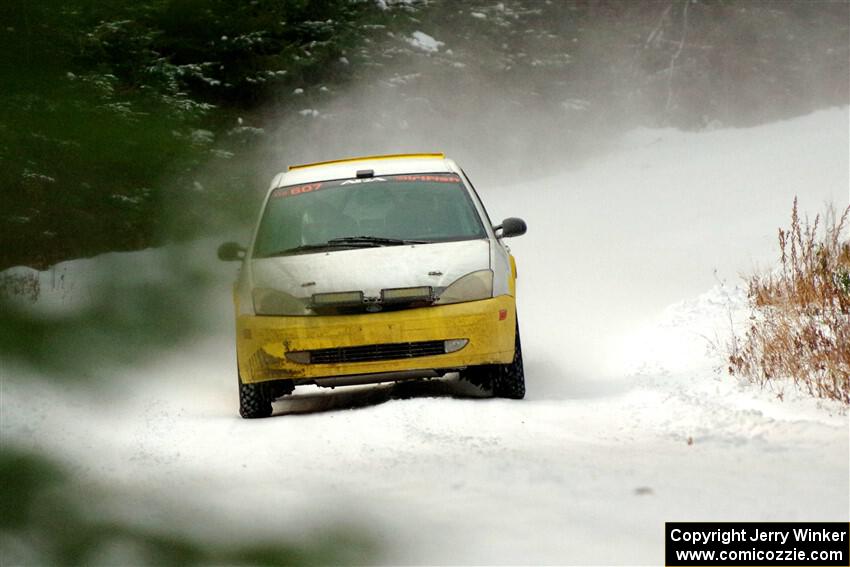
<box><xmin>728</xmin><ymin>198</ymin><xmax>850</xmax><ymax>404</ymax></box>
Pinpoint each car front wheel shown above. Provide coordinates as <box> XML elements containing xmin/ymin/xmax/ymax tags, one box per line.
<box><xmin>238</xmin><ymin>376</ymin><xmax>273</xmax><ymax>419</ymax></box>
<box><xmin>462</xmin><ymin>324</ymin><xmax>525</xmax><ymax>399</ymax></box>
<box><xmin>493</xmin><ymin>325</ymin><xmax>525</xmax><ymax>399</ymax></box>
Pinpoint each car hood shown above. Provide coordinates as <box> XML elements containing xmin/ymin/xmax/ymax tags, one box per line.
<box><xmin>250</xmin><ymin>239</ymin><xmax>490</xmax><ymax>299</ymax></box>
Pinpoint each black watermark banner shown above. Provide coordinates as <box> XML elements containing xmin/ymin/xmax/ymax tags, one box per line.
<box><xmin>666</xmin><ymin>522</ymin><xmax>849</xmax><ymax>566</ymax></box>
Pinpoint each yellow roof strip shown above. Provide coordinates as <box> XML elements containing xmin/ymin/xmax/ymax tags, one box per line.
<box><xmin>288</xmin><ymin>153</ymin><xmax>445</xmax><ymax>171</ymax></box>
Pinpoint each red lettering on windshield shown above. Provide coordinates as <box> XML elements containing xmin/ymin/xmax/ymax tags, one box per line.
<box><xmin>272</xmin><ymin>173</ymin><xmax>460</xmax><ymax>198</ymax></box>
<box><xmin>272</xmin><ymin>182</ymin><xmax>322</xmax><ymax>198</ymax></box>
<box><xmin>392</xmin><ymin>174</ymin><xmax>458</xmax><ymax>183</ymax></box>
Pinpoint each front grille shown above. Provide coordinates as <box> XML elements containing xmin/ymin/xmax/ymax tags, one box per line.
<box><xmin>308</xmin><ymin>340</ymin><xmax>446</xmax><ymax>364</ymax></box>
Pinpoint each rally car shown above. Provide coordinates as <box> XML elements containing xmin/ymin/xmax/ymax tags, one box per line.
<box><xmin>218</xmin><ymin>153</ymin><xmax>527</xmax><ymax>418</ymax></box>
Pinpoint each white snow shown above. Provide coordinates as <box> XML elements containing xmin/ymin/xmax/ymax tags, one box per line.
<box><xmin>485</xmin><ymin>107</ymin><xmax>849</xmax><ymax>381</ymax></box>
<box><xmin>406</xmin><ymin>31</ymin><xmax>444</xmax><ymax>53</ymax></box>
<box><xmin>2</xmin><ymin>108</ymin><xmax>848</xmax><ymax>565</ymax></box>
<box><xmin>561</xmin><ymin>98</ymin><xmax>590</xmax><ymax>111</ymax></box>
<box><xmin>376</xmin><ymin>0</ymin><xmax>417</xmax><ymax>10</ymax></box>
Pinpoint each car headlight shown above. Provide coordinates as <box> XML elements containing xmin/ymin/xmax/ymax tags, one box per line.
<box><xmin>252</xmin><ymin>287</ymin><xmax>311</xmax><ymax>315</ymax></box>
<box><xmin>435</xmin><ymin>269</ymin><xmax>493</xmax><ymax>305</ymax></box>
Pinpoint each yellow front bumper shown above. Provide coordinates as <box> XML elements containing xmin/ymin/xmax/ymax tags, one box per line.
<box><xmin>236</xmin><ymin>295</ymin><xmax>516</xmax><ymax>384</ymax></box>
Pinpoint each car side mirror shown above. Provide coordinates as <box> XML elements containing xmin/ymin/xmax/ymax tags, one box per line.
<box><xmin>495</xmin><ymin>217</ymin><xmax>527</xmax><ymax>238</ymax></box>
<box><xmin>217</xmin><ymin>242</ymin><xmax>246</xmax><ymax>261</ymax></box>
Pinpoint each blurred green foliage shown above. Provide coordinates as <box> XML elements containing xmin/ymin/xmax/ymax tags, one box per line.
<box><xmin>0</xmin><ymin>447</ymin><xmax>378</xmax><ymax>565</ymax></box>
<box><xmin>0</xmin><ymin>246</ymin><xmax>222</xmax><ymax>374</ymax></box>
<box><xmin>0</xmin><ymin>0</ymin><xmax>407</xmax><ymax>270</ymax></box>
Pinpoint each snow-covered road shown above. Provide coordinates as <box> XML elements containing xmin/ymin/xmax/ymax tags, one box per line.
<box><xmin>2</xmin><ymin>109</ymin><xmax>848</xmax><ymax>565</ymax></box>
<box><xmin>3</xmin><ymin>327</ymin><xmax>847</xmax><ymax>564</ymax></box>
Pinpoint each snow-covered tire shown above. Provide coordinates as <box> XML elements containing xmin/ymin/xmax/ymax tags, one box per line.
<box><xmin>239</xmin><ymin>377</ymin><xmax>272</xmax><ymax>419</ymax></box>
<box><xmin>493</xmin><ymin>326</ymin><xmax>525</xmax><ymax>399</ymax></box>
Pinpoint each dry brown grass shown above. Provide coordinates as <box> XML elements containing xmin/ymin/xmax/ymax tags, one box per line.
<box><xmin>728</xmin><ymin>198</ymin><xmax>850</xmax><ymax>404</ymax></box>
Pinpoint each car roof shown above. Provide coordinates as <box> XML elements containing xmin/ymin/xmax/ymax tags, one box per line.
<box><xmin>272</xmin><ymin>153</ymin><xmax>459</xmax><ymax>188</ymax></box>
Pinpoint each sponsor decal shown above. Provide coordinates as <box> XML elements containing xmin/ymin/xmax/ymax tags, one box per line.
<box><xmin>272</xmin><ymin>173</ymin><xmax>461</xmax><ymax>198</ymax></box>
<box><xmin>272</xmin><ymin>182</ymin><xmax>323</xmax><ymax>198</ymax></box>
<box><xmin>393</xmin><ymin>174</ymin><xmax>459</xmax><ymax>183</ymax></box>
<box><xmin>340</xmin><ymin>177</ymin><xmax>387</xmax><ymax>185</ymax></box>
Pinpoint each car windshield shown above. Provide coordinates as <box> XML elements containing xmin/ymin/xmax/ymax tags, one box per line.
<box><xmin>253</xmin><ymin>173</ymin><xmax>487</xmax><ymax>258</ymax></box>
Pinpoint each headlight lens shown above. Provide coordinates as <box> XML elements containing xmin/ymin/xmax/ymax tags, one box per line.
<box><xmin>435</xmin><ymin>269</ymin><xmax>493</xmax><ymax>305</ymax></box>
<box><xmin>381</xmin><ymin>286</ymin><xmax>433</xmax><ymax>303</ymax></box>
<box><xmin>311</xmin><ymin>291</ymin><xmax>364</xmax><ymax>307</ymax></box>
<box><xmin>252</xmin><ymin>288</ymin><xmax>311</xmax><ymax>315</ymax></box>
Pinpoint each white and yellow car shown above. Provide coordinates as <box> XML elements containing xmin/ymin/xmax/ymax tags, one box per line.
<box><xmin>219</xmin><ymin>153</ymin><xmax>527</xmax><ymax>418</ymax></box>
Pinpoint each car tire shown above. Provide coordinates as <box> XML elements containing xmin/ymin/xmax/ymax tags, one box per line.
<box><xmin>462</xmin><ymin>323</ymin><xmax>525</xmax><ymax>400</ymax></box>
<box><xmin>239</xmin><ymin>375</ymin><xmax>273</xmax><ymax>419</ymax></box>
<box><xmin>493</xmin><ymin>325</ymin><xmax>525</xmax><ymax>399</ymax></box>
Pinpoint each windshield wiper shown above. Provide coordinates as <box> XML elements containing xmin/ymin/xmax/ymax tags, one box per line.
<box><xmin>261</xmin><ymin>242</ymin><xmax>360</xmax><ymax>257</ymax></box>
<box><xmin>328</xmin><ymin>236</ymin><xmax>430</xmax><ymax>246</ymax></box>
<box><xmin>260</xmin><ymin>236</ymin><xmax>429</xmax><ymax>258</ymax></box>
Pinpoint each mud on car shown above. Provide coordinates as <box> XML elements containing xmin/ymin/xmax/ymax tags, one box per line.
<box><xmin>219</xmin><ymin>153</ymin><xmax>527</xmax><ymax>418</ymax></box>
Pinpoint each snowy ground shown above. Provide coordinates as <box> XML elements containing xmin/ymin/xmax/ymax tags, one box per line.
<box><xmin>2</xmin><ymin>109</ymin><xmax>848</xmax><ymax>565</ymax></box>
